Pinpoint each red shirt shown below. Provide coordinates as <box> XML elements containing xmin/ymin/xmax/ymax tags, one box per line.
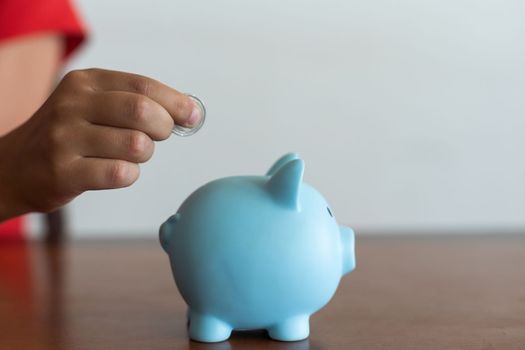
<box><xmin>0</xmin><ymin>0</ymin><xmax>86</xmax><ymax>58</ymax></box>
<box><xmin>0</xmin><ymin>0</ymin><xmax>86</xmax><ymax>239</ymax></box>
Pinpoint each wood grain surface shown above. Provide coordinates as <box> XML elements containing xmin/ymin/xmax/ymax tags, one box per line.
<box><xmin>0</xmin><ymin>235</ymin><xmax>524</xmax><ymax>349</ymax></box>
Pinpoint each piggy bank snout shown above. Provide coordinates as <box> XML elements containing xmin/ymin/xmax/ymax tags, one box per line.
<box><xmin>159</xmin><ymin>213</ymin><xmax>181</xmax><ymax>253</ymax></box>
<box><xmin>339</xmin><ymin>225</ymin><xmax>356</xmax><ymax>275</ymax></box>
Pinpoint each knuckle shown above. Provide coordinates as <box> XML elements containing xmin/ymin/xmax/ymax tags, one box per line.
<box><xmin>62</xmin><ymin>70</ymin><xmax>78</xmax><ymax>83</ymax></box>
<box><xmin>60</xmin><ymin>69</ymin><xmax>95</xmax><ymax>92</ymax></box>
<box><xmin>79</xmin><ymin>67</ymin><xmax>105</xmax><ymax>80</ymax></box>
<box><xmin>46</xmin><ymin>125</ymin><xmax>67</xmax><ymax>151</ymax></box>
<box><xmin>108</xmin><ymin>161</ymin><xmax>134</xmax><ymax>188</ymax></box>
<box><xmin>128</xmin><ymin>95</ymin><xmax>150</xmax><ymax>123</ymax></box>
<box><xmin>129</xmin><ymin>76</ymin><xmax>152</xmax><ymax>95</ymax></box>
<box><xmin>82</xmin><ymin>67</ymin><xmax>102</xmax><ymax>75</ymax></box>
<box><xmin>127</xmin><ymin>131</ymin><xmax>151</xmax><ymax>161</ymax></box>
<box><xmin>63</xmin><ymin>69</ymin><xmax>88</xmax><ymax>84</ymax></box>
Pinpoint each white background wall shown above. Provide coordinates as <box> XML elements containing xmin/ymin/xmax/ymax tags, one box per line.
<box><xmin>56</xmin><ymin>0</ymin><xmax>524</xmax><ymax>237</ymax></box>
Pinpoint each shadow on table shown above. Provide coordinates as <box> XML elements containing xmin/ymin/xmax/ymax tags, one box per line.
<box><xmin>188</xmin><ymin>330</ymin><xmax>314</xmax><ymax>350</ymax></box>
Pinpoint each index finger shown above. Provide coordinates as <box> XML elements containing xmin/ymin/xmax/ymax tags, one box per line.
<box><xmin>83</xmin><ymin>68</ymin><xmax>202</xmax><ymax>128</ymax></box>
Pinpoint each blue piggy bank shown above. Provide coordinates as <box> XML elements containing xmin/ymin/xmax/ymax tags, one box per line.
<box><xmin>159</xmin><ymin>153</ymin><xmax>356</xmax><ymax>343</ymax></box>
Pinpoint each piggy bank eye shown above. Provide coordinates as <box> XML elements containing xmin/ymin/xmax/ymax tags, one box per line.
<box><xmin>327</xmin><ymin>207</ymin><xmax>333</xmax><ymax>217</ymax></box>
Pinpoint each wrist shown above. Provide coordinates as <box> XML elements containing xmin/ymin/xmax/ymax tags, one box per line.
<box><xmin>0</xmin><ymin>136</ymin><xmax>26</xmax><ymax>222</ymax></box>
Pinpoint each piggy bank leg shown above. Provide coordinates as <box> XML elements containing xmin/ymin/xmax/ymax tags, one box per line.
<box><xmin>188</xmin><ymin>310</ymin><xmax>232</xmax><ymax>343</ymax></box>
<box><xmin>267</xmin><ymin>315</ymin><xmax>309</xmax><ymax>341</ymax></box>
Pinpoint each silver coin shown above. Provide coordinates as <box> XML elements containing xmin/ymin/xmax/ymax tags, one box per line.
<box><xmin>172</xmin><ymin>94</ymin><xmax>206</xmax><ymax>137</ymax></box>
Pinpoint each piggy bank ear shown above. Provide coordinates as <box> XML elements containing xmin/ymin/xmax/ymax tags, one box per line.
<box><xmin>266</xmin><ymin>153</ymin><xmax>299</xmax><ymax>176</ymax></box>
<box><xmin>266</xmin><ymin>159</ymin><xmax>304</xmax><ymax>210</ymax></box>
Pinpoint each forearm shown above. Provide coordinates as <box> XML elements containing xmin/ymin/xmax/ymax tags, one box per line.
<box><xmin>0</xmin><ymin>33</ymin><xmax>62</xmax><ymax>221</ymax></box>
<box><xmin>0</xmin><ymin>33</ymin><xmax>62</xmax><ymax>135</ymax></box>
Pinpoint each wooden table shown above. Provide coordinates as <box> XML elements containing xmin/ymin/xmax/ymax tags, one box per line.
<box><xmin>1</xmin><ymin>235</ymin><xmax>524</xmax><ymax>349</ymax></box>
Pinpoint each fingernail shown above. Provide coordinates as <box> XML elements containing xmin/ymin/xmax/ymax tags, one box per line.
<box><xmin>172</xmin><ymin>94</ymin><xmax>206</xmax><ymax>137</ymax></box>
<box><xmin>185</xmin><ymin>106</ymin><xmax>201</xmax><ymax>127</ymax></box>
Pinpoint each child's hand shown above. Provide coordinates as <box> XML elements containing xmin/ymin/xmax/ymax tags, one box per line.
<box><xmin>0</xmin><ymin>68</ymin><xmax>202</xmax><ymax>220</ymax></box>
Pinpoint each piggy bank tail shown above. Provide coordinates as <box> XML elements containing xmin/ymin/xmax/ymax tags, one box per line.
<box><xmin>159</xmin><ymin>213</ymin><xmax>180</xmax><ymax>253</ymax></box>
